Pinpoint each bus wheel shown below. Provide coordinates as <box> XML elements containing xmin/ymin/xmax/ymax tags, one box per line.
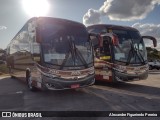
<box><xmin>26</xmin><ymin>72</ymin><xmax>36</xmax><ymax>91</ymax></box>
<box><xmin>149</xmin><ymin>66</ymin><xmax>153</xmax><ymax>70</ymax></box>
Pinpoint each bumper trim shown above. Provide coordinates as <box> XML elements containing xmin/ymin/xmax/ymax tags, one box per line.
<box><xmin>42</xmin><ymin>74</ymin><xmax>95</xmax><ymax>90</ymax></box>
<box><xmin>114</xmin><ymin>70</ymin><xmax>148</xmax><ymax>82</ymax></box>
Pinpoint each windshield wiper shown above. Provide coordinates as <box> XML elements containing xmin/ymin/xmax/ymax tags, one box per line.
<box><xmin>126</xmin><ymin>42</ymin><xmax>145</xmax><ymax>65</ymax></box>
<box><xmin>60</xmin><ymin>39</ymin><xmax>88</xmax><ymax>70</ymax></box>
<box><xmin>72</xmin><ymin>40</ymin><xmax>88</xmax><ymax>68</ymax></box>
<box><xmin>135</xmin><ymin>47</ymin><xmax>145</xmax><ymax>64</ymax></box>
<box><xmin>74</xmin><ymin>44</ymin><xmax>88</xmax><ymax>68</ymax></box>
<box><xmin>59</xmin><ymin>39</ymin><xmax>75</xmax><ymax>70</ymax></box>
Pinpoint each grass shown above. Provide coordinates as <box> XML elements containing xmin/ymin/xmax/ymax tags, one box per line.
<box><xmin>0</xmin><ymin>64</ymin><xmax>9</xmax><ymax>75</ymax></box>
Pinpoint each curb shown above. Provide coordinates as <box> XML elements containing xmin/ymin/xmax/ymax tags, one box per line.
<box><xmin>0</xmin><ymin>72</ymin><xmax>9</xmax><ymax>76</ymax></box>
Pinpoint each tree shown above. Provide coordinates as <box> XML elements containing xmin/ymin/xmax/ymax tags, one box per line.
<box><xmin>0</xmin><ymin>48</ymin><xmax>6</xmax><ymax>61</ymax></box>
<box><xmin>146</xmin><ymin>47</ymin><xmax>160</xmax><ymax>60</ymax></box>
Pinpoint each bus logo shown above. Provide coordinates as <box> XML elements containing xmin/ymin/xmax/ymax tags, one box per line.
<box><xmin>134</xmin><ymin>67</ymin><xmax>140</xmax><ymax>71</ymax></box>
<box><xmin>71</xmin><ymin>71</ymin><xmax>81</xmax><ymax>76</ymax></box>
<box><xmin>49</xmin><ymin>69</ymin><xmax>59</xmax><ymax>74</ymax></box>
<box><xmin>2</xmin><ymin>112</ymin><xmax>11</xmax><ymax>117</ymax></box>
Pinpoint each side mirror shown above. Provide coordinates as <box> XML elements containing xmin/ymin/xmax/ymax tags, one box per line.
<box><xmin>142</xmin><ymin>36</ymin><xmax>157</xmax><ymax>47</ymax></box>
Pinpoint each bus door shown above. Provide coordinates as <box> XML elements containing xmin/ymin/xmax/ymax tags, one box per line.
<box><xmin>91</xmin><ymin>33</ymin><xmax>119</xmax><ymax>82</ymax></box>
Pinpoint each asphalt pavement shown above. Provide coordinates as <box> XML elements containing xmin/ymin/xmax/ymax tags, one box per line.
<box><xmin>0</xmin><ymin>70</ymin><xmax>160</xmax><ymax>120</ymax></box>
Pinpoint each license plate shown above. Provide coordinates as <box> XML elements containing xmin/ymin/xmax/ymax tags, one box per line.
<box><xmin>71</xmin><ymin>84</ymin><xmax>80</xmax><ymax>88</ymax></box>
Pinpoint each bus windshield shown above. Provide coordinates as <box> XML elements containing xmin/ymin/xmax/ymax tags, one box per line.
<box><xmin>40</xmin><ymin>21</ymin><xmax>93</xmax><ymax>68</ymax></box>
<box><xmin>112</xmin><ymin>30</ymin><xmax>147</xmax><ymax>64</ymax></box>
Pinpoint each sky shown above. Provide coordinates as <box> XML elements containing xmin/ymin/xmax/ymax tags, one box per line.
<box><xmin>0</xmin><ymin>0</ymin><xmax>160</xmax><ymax>50</ymax></box>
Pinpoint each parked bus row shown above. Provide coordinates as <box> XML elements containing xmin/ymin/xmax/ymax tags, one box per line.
<box><xmin>6</xmin><ymin>17</ymin><xmax>157</xmax><ymax>91</ymax></box>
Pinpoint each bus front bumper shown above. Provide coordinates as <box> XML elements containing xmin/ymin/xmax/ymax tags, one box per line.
<box><xmin>114</xmin><ymin>70</ymin><xmax>148</xmax><ymax>82</ymax></box>
<box><xmin>41</xmin><ymin>74</ymin><xmax>95</xmax><ymax>90</ymax></box>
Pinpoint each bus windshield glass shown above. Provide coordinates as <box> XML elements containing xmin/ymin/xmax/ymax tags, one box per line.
<box><xmin>112</xmin><ymin>30</ymin><xmax>147</xmax><ymax>64</ymax></box>
<box><xmin>39</xmin><ymin>20</ymin><xmax>93</xmax><ymax>68</ymax></box>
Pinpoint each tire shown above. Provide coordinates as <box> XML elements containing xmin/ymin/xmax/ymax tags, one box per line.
<box><xmin>149</xmin><ymin>66</ymin><xmax>153</xmax><ymax>70</ymax></box>
<box><xmin>41</xmin><ymin>83</ymin><xmax>48</xmax><ymax>92</ymax></box>
<box><xmin>26</xmin><ymin>71</ymin><xmax>36</xmax><ymax>91</ymax></box>
<box><xmin>11</xmin><ymin>75</ymin><xmax>15</xmax><ymax>79</ymax></box>
<box><xmin>9</xmin><ymin>67</ymin><xmax>15</xmax><ymax>78</ymax></box>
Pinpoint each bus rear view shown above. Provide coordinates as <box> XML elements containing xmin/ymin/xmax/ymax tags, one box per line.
<box><xmin>87</xmin><ymin>24</ymin><xmax>157</xmax><ymax>83</ymax></box>
<box><xmin>6</xmin><ymin>17</ymin><xmax>96</xmax><ymax>91</ymax></box>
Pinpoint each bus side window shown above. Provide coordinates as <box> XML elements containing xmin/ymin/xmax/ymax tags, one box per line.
<box><xmin>10</xmin><ymin>41</ymin><xmax>19</xmax><ymax>54</ymax></box>
<box><xmin>33</xmin><ymin>43</ymin><xmax>40</xmax><ymax>54</ymax></box>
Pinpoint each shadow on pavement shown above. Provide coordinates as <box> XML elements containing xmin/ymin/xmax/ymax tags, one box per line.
<box><xmin>149</xmin><ymin>70</ymin><xmax>160</xmax><ymax>74</ymax></box>
<box><xmin>95</xmin><ymin>80</ymin><xmax>160</xmax><ymax>97</ymax></box>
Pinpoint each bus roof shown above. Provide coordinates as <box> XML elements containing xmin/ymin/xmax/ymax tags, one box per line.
<box><xmin>29</xmin><ymin>17</ymin><xmax>85</xmax><ymax>27</ymax></box>
<box><xmin>87</xmin><ymin>24</ymin><xmax>138</xmax><ymax>31</ymax></box>
<box><xmin>9</xmin><ymin>17</ymin><xmax>86</xmax><ymax>45</ymax></box>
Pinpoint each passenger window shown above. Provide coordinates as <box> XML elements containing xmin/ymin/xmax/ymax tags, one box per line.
<box><xmin>18</xmin><ymin>31</ymin><xmax>30</xmax><ymax>52</ymax></box>
<box><xmin>10</xmin><ymin>41</ymin><xmax>19</xmax><ymax>54</ymax></box>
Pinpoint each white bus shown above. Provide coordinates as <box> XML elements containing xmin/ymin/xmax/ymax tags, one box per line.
<box><xmin>6</xmin><ymin>17</ymin><xmax>97</xmax><ymax>91</ymax></box>
<box><xmin>87</xmin><ymin>24</ymin><xmax>157</xmax><ymax>83</ymax></box>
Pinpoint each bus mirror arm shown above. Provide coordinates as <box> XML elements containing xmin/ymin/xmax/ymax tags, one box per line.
<box><xmin>142</xmin><ymin>36</ymin><xmax>157</xmax><ymax>47</ymax></box>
